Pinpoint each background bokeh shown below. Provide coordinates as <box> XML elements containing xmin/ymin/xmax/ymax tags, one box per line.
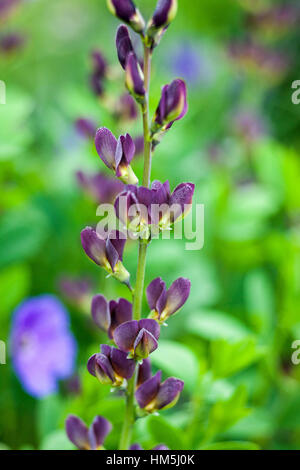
<box><xmin>1</xmin><ymin>0</ymin><xmax>300</xmax><ymax>450</ymax></box>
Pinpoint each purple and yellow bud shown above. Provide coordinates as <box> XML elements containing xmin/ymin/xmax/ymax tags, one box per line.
<box><xmin>95</xmin><ymin>127</ymin><xmax>138</xmax><ymax>184</ymax></box>
<box><xmin>125</xmin><ymin>52</ymin><xmax>146</xmax><ymax>105</ymax></box>
<box><xmin>135</xmin><ymin>371</ymin><xmax>184</xmax><ymax>413</ymax></box>
<box><xmin>81</xmin><ymin>227</ymin><xmax>130</xmax><ymax>287</ymax></box>
<box><xmin>152</xmin><ymin>79</ymin><xmax>187</xmax><ymax>137</ymax></box>
<box><xmin>65</xmin><ymin>415</ymin><xmax>111</xmax><ymax>450</ymax></box>
<box><xmin>146</xmin><ymin>0</ymin><xmax>178</xmax><ymax>48</ymax></box>
<box><xmin>107</xmin><ymin>0</ymin><xmax>145</xmax><ymax>34</ymax></box>
<box><xmin>147</xmin><ymin>277</ymin><xmax>191</xmax><ymax>323</ymax></box>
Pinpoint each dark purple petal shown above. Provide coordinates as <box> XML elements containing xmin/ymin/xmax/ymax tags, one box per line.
<box><xmin>115</xmin><ymin>133</ymin><xmax>135</xmax><ymax>171</ymax></box>
<box><xmin>94</xmin><ymin>353</ymin><xmax>116</xmax><ymax>384</ymax></box>
<box><xmin>133</xmin><ymin>328</ymin><xmax>158</xmax><ymax>359</ymax></box>
<box><xmin>163</xmin><ymin>278</ymin><xmax>191</xmax><ymax>318</ymax></box>
<box><xmin>81</xmin><ymin>227</ymin><xmax>108</xmax><ymax>267</ymax></box>
<box><xmin>135</xmin><ymin>371</ymin><xmax>162</xmax><ymax>409</ymax></box>
<box><xmin>89</xmin><ymin>416</ymin><xmax>112</xmax><ymax>450</ymax></box>
<box><xmin>91</xmin><ymin>50</ymin><xmax>107</xmax><ymax>78</ymax></box>
<box><xmin>165</xmin><ymin>79</ymin><xmax>187</xmax><ymax>124</ymax></box>
<box><xmin>133</xmin><ymin>135</ymin><xmax>144</xmax><ymax>155</ymax></box>
<box><xmin>95</xmin><ymin>127</ymin><xmax>117</xmax><ymax>170</ymax></box>
<box><xmin>116</xmin><ymin>25</ymin><xmax>134</xmax><ymax>70</ymax></box>
<box><xmin>169</xmin><ymin>183</ymin><xmax>195</xmax><ymax>222</ymax></box>
<box><xmin>110</xmin><ymin>347</ymin><xmax>135</xmax><ymax>379</ymax></box>
<box><xmin>114</xmin><ymin>189</ymin><xmax>139</xmax><ymax>225</ymax></box>
<box><xmin>66</xmin><ymin>415</ymin><xmax>90</xmax><ymax>450</ymax></box>
<box><xmin>138</xmin><ymin>319</ymin><xmax>160</xmax><ymax>340</ymax></box>
<box><xmin>108</xmin><ymin>230</ymin><xmax>127</xmax><ymax>262</ymax></box>
<box><xmin>114</xmin><ymin>320</ymin><xmax>139</xmax><ymax>352</ymax></box>
<box><xmin>87</xmin><ymin>353</ymin><xmax>98</xmax><ymax>377</ymax></box>
<box><xmin>151</xmin><ymin>0</ymin><xmax>178</xmax><ymax>28</ymax></box>
<box><xmin>108</xmin><ymin>0</ymin><xmax>145</xmax><ymax>33</ymax></box>
<box><xmin>130</xmin><ymin>443</ymin><xmax>143</xmax><ymax>450</ymax></box>
<box><xmin>109</xmin><ymin>298</ymin><xmax>133</xmax><ymax>338</ymax></box>
<box><xmin>125</xmin><ymin>52</ymin><xmax>145</xmax><ymax>98</ymax></box>
<box><xmin>146</xmin><ymin>277</ymin><xmax>166</xmax><ymax>312</ymax></box>
<box><xmin>75</xmin><ymin>118</ymin><xmax>97</xmax><ymax>139</ymax></box>
<box><xmin>154</xmin><ymin>377</ymin><xmax>184</xmax><ymax>410</ymax></box>
<box><xmin>100</xmin><ymin>344</ymin><xmax>113</xmax><ymax>357</ymax></box>
<box><xmin>91</xmin><ymin>295</ymin><xmax>110</xmax><ymax>332</ymax></box>
<box><xmin>137</xmin><ymin>358</ymin><xmax>152</xmax><ymax>387</ymax></box>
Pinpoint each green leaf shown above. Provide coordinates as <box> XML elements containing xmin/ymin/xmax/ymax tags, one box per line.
<box><xmin>0</xmin><ymin>264</ymin><xmax>31</xmax><ymax>317</ymax></box>
<box><xmin>151</xmin><ymin>340</ymin><xmax>198</xmax><ymax>392</ymax></box>
<box><xmin>187</xmin><ymin>310</ymin><xmax>251</xmax><ymax>341</ymax></box>
<box><xmin>200</xmin><ymin>440</ymin><xmax>260</xmax><ymax>450</ymax></box>
<box><xmin>211</xmin><ymin>337</ymin><xmax>263</xmax><ymax>378</ymax></box>
<box><xmin>40</xmin><ymin>430</ymin><xmax>74</xmax><ymax>450</ymax></box>
<box><xmin>37</xmin><ymin>395</ymin><xmax>64</xmax><ymax>440</ymax></box>
<box><xmin>147</xmin><ymin>415</ymin><xmax>185</xmax><ymax>450</ymax></box>
<box><xmin>205</xmin><ymin>386</ymin><xmax>250</xmax><ymax>438</ymax></box>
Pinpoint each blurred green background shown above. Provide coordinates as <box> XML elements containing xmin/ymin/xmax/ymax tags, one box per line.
<box><xmin>1</xmin><ymin>0</ymin><xmax>300</xmax><ymax>450</ymax></box>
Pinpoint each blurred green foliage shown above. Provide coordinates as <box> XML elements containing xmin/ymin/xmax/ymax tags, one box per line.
<box><xmin>0</xmin><ymin>0</ymin><xmax>300</xmax><ymax>451</ymax></box>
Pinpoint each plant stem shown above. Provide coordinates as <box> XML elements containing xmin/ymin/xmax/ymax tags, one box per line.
<box><xmin>118</xmin><ymin>44</ymin><xmax>152</xmax><ymax>451</ymax></box>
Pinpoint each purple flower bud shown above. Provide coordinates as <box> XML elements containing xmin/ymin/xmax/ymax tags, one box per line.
<box><xmin>91</xmin><ymin>295</ymin><xmax>132</xmax><ymax>339</ymax></box>
<box><xmin>125</xmin><ymin>52</ymin><xmax>146</xmax><ymax>104</ymax></box>
<box><xmin>116</xmin><ymin>25</ymin><xmax>134</xmax><ymax>70</ymax></box>
<box><xmin>130</xmin><ymin>443</ymin><xmax>143</xmax><ymax>450</ymax></box>
<box><xmin>90</xmin><ymin>73</ymin><xmax>104</xmax><ymax>97</ymax></box>
<box><xmin>107</xmin><ymin>0</ymin><xmax>145</xmax><ymax>34</ymax></box>
<box><xmin>135</xmin><ymin>371</ymin><xmax>184</xmax><ymax>412</ymax></box>
<box><xmin>114</xmin><ymin>319</ymin><xmax>160</xmax><ymax>360</ymax></box>
<box><xmin>75</xmin><ymin>118</ymin><xmax>97</xmax><ymax>140</ymax></box>
<box><xmin>76</xmin><ymin>171</ymin><xmax>124</xmax><ymax>204</ymax></box>
<box><xmin>152</xmin><ymin>79</ymin><xmax>187</xmax><ymax>136</ymax></box>
<box><xmin>133</xmin><ymin>135</ymin><xmax>144</xmax><ymax>156</ymax></box>
<box><xmin>87</xmin><ymin>344</ymin><xmax>135</xmax><ymax>386</ymax></box>
<box><xmin>0</xmin><ymin>33</ymin><xmax>24</xmax><ymax>53</ymax></box>
<box><xmin>66</xmin><ymin>414</ymin><xmax>111</xmax><ymax>450</ymax></box>
<box><xmin>81</xmin><ymin>227</ymin><xmax>130</xmax><ymax>286</ymax></box>
<box><xmin>91</xmin><ymin>50</ymin><xmax>107</xmax><ymax>78</ymax></box>
<box><xmin>137</xmin><ymin>358</ymin><xmax>152</xmax><ymax>387</ymax></box>
<box><xmin>95</xmin><ymin>127</ymin><xmax>138</xmax><ymax>184</ymax></box>
<box><xmin>114</xmin><ymin>180</ymin><xmax>194</xmax><ymax>233</ymax></box>
<box><xmin>59</xmin><ymin>276</ymin><xmax>92</xmax><ymax>309</ymax></box>
<box><xmin>147</xmin><ymin>277</ymin><xmax>191</xmax><ymax>323</ymax></box>
<box><xmin>146</xmin><ymin>0</ymin><xmax>178</xmax><ymax>48</ymax></box>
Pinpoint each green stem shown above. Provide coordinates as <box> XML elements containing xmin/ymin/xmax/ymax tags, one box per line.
<box><xmin>118</xmin><ymin>44</ymin><xmax>152</xmax><ymax>451</ymax></box>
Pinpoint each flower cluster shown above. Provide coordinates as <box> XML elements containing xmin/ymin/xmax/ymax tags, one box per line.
<box><xmin>66</xmin><ymin>0</ymin><xmax>194</xmax><ymax>451</ymax></box>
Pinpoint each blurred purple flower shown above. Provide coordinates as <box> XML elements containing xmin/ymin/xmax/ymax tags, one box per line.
<box><xmin>168</xmin><ymin>42</ymin><xmax>204</xmax><ymax>86</ymax></box>
<box><xmin>66</xmin><ymin>414</ymin><xmax>111</xmax><ymax>450</ymax></box>
<box><xmin>76</xmin><ymin>170</ymin><xmax>124</xmax><ymax>204</ymax></box>
<box><xmin>0</xmin><ymin>0</ymin><xmax>21</xmax><ymax>20</ymax></box>
<box><xmin>90</xmin><ymin>50</ymin><xmax>108</xmax><ymax>97</ymax></box>
<box><xmin>231</xmin><ymin>110</ymin><xmax>266</xmax><ymax>142</ymax></box>
<box><xmin>10</xmin><ymin>295</ymin><xmax>77</xmax><ymax>398</ymax></box>
<box><xmin>75</xmin><ymin>118</ymin><xmax>97</xmax><ymax>140</ymax></box>
<box><xmin>0</xmin><ymin>33</ymin><xmax>25</xmax><ymax>53</ymax></box>
<box><xmin>59</xmin><ymin>276</ymin><xmax>93</xmax><ymax>310</ymax></box>
<box><xmin>249</xmin><ymin>4</ymin><xmax>299</xmax><ymax>35</ymax></box>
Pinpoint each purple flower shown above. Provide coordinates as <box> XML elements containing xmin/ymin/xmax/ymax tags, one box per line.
<box><xmin>125</xmin><ymin>52</ymin><xmax>146</xmax><ymax>104</ymax></box>
<box><xmin>59</xmin><ymin>276</ymin><xmax>92</xmax><ymax>309</ymax></box>
<box><xmin>152</xmin><ymin>79</ymin><xmax>187</xmax><ymax>136</ymax></box>
<box><xmin>90</xmin><ymin>50</ymin><xmax>108</xmax><ymax>97</ymax></box>
<box><xmin>146</xmin><ymin>0</ymin><xmax>178</xmax><ymax>48</ymax></box>
<box><xmin>133</xmin><ymin>135</ymin><xmax>144</xmax><ymax>156</ymax></box>
<box><xmin>147</xmin><ymin>277</ymin><xmax>191</xmax><ymax>323</ymax></box>
<box><xmin>231</xmin><ymin>110</ymin><xmax>266</xmax><ymax>142</ymax></box>
<box><xmin>76</xmin><ymin>171</ymin><xmax>124</xmax><ymax>204</ymax></box>
<box><xmin>114</xmin><ymin>319</ymin><xmax>160</xmax><ymax>360</ymax></box>
<box><xmin>81</xmin><ymin>227</ymin><xmax>130</xmax><ymax>287</ymax></box>
<box><xmin>169</xmin><ymin>42</ymin><xmax>207</xmax><ymax>86</ymax></box>
<box><xmin>130</xmin><ymin>443</ymin><xmax>169</xmax><ymax>450</ymax></box>
<box><xmin>0</xmin><ymin>33</ymin><xmax>24</xmax><ymax>53</ymax></box>
<box><xmin>107</xmin><ymin>0</ymin><xmax>145</xmax><ymax>34</ymax></box>
<box><xmin>66</xmin><ymin>415</ymin><xmax>111</xmax><ymax>450</ymax></box>
<box><xmin>137</xmin><ymin>358</ymin><xmax>152</xmax><ymax>387</ymax></box>
<box><xmin>116</xmin><ymin>25</ymin><xmax>134</xmax><ymax>70</ymax></box>
<box><xmin>115</xmin><ymin>180</ymin><xmax>195</xmax><ymax>234</ymax></box>
<box><xmin>75</xmin><ymin>118</ymin><xmax>97</xmax><ymax>140</ymax></box>
<box><xmin>87</xmin><ymin>344</ymin><xmax>135</xmax><ymax>386</ymax></box>
<box><xmin>91</xmin><ymin>295</ymin><xmax>132</xmax><ymax>339</ymax></box>
<box><xmin>10</xmin><ymin>295</ymin><xmax>77</xmax><ymax>398</ymax></box>
<box><xmin>135</xmin><ymin>370</ymin><xmax>184</xmax><ymax>412</ymax></box>
<box><xmin>95</xmin><ymin>127</ymin><xmax>138</xmax><ymax>184</ymax></box>
<box><xmin>250</xmin><ymin>4</ymin><xmax>299</xmax><ymax>36</ymax></box>
<box><xmin>0</xmin><ymin>0</ymin><xmax>20</xmax><ymax>20</ymax></box>
<box><xmin>115</xmin><ymin>93</ymin><xmax>138</xmax><ymax>121</ymax></box>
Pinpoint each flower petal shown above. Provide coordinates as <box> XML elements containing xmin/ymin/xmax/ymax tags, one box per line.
<box><xmin>94</xmin><ymin>353</ymin><xmax>116</xmax><ymax>384</ymax></box>
<box><xmin>154</xmin><ymin>377</ymin><xmax>184</xmax><ymax>410</ymax></box>
<box><xmin>91</xmin><ymin>295</ymin><xmax>110</xmax><ymax>332</ymax></box>
<box><xmin>135</xmin><ymin>371</ymin><xmax>162</xmax><ymax>409</ymax></box>
<box><xmin>163</xmin><ymin>277</ymin><xmax>191</xmax><ymax>318</ymax></box>
<box><xmin>139</xmin><ymin>319</ymin><xmax>160</xmax><ymax>340</ymax></box>
<box><xmin>116</xmin><ymin>25</ymin><xmax>134</xmax><ymax>70</ymax></box>
<box><xmin>89</xmin><ymin>416</ymin><xmax>112</xmax><ymax>450</ymax></box>
<box><xmin>109</xmin><ymin>298</ymin><xmax>133</xmax><ymax>338</ymax></box>
<box><xmin>114</xmin><ymin>320</ymin><xmax>139</xmax><ymax>352</ymax></box>
<box><xmin>133</xmin><ymin>328</ymin><xmax>158</xmax><ymax>359</ymax></box>
<box><xmin>81</xmin><ymin>227</ymin><xmax>107</xmax><ymax>267</ymax></box>
<box><xmin>65</xmin><ymin>415</ymin><xmax>90</xmax><ymax>450</ymax></box>
<box><xmin>146</xmin><ymin>277</ymin><xmax>166</xmax><ymax>313</ymax></box>
<box><xmin>95</xmin><ymin>127</ymin><xmax>117</xmax><ymax>170</ymax></box>
<box><xmin>137</xmin><ymin>358</ymin><xmax>152</xmax><ymax>387</ymax></box>
<box><xmin>110</xmin><ymin>346</ymin><xmax>135</xmax><ymax>379</ymax></box>
<box><xmin>125</xmin><ymin>52</ymin><xmax>145</xmax><ymax>98</ymax></box>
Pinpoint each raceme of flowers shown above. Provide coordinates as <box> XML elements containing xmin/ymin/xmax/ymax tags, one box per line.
<box><xmin>66</xmin><ymin>0</ymin><xmax>194</xmax><ymax>451</ymax></box>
